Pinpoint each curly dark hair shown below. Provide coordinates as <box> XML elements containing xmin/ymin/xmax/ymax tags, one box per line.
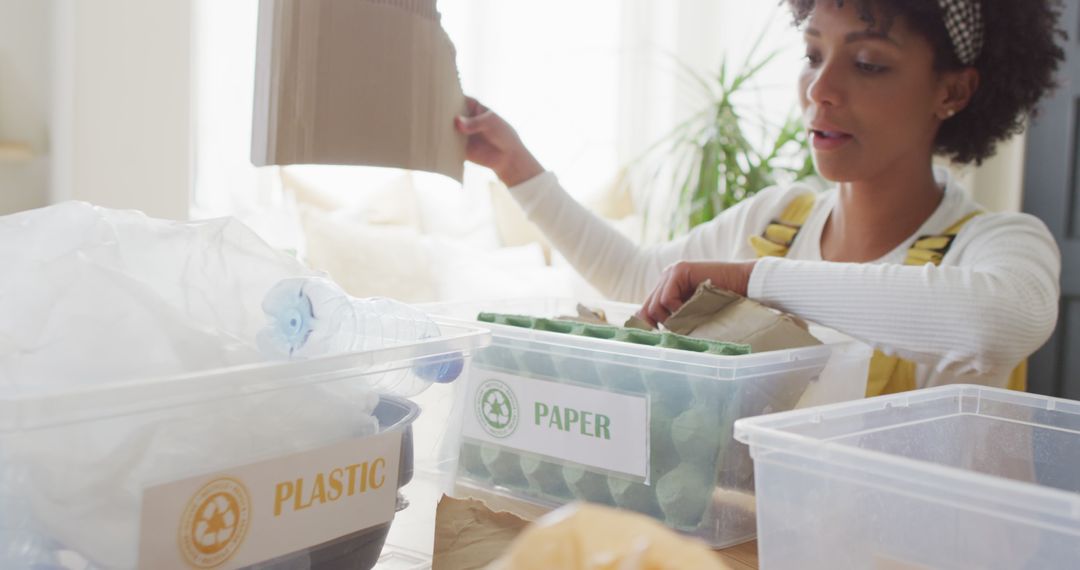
<box><xmin>786</xmin><ymin>0</ymin><xmax>1066</xmax><ymax>165</ymax></box>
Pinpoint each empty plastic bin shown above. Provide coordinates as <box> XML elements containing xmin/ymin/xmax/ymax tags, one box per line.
<box><xmin>734</xmin><ymin>384</ymin><xmax>1080</xmax><ymax>569</ymax></box>
<box><xmin>0</xmin><ymin>322</ymin><xmax>488</xmax><ymax>570</ymax></box>
<box><xmin>429</xmin><ymin>298</ymin><xmax>871</xmax><ymax>548</ymax></box>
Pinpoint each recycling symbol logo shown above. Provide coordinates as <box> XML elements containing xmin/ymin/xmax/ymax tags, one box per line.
<box><xmin>475</xmin><ymin>379</ymin><xmax>519</xmax><ymax>438</ymax></box>
<box><xmin>179</xmin><ymin>477</ymin><xmax>251</xmax><ymax>568</ymax></box>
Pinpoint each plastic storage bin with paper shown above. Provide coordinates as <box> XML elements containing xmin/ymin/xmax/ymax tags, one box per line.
<box><xmin>430</xmin><ymin>296</ymin><xmax>872</xmax><ymax>548</ymax></box>
<box><xmin>735</xmin><ymin>384</ymin><xmax>1080</xmax><ymax>570</ymax></box>
<box><xmin>0</xmin><ymin>202</ymin><xmax>489</xmax><ymax>570</ymax></box>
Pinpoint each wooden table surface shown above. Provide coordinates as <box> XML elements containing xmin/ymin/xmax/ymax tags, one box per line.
<box><xmin>717</xmin><ymin>540</ymin><xmax>759</xmax><ymax>569</ymax></box>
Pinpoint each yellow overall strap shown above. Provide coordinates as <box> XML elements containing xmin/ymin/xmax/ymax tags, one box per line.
<box><xmin>748</xmin><ymin>192</ymin><xmax>817</xmax><ymax>258</ymax></box>
<box><xmin>872</xmin><ymin>210</ymin><xmax>1027</xmax><ymax>396</ymax></box>
<box><xmin>903</xmin><ymin>211</ymin><xmax>981</xmax><ymax>265</ymax></box>
<box><xmin>750</xmin><ymin>198</ymin><xmax>1027</xmax><ymax>396</ymax></box>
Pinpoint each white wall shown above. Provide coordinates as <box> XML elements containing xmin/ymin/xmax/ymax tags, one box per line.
<box><xmin>971</xmin><ymin>133</ymin><xmax>1025</xmax><ymax>213</ymax></box>
<box><xmin>51</xmin><ymin>0</ymin><xmax>193</xmax><ymax>220</ymax></box>
<box><xmin>0</xmin><ymin>0</ymin><xmax>51</xmax><ymax>215</ymax></box>
<box><xmin>191</xmin><ymin>0</ymin><xmax>262</xmax><ymax>218</ymax></box>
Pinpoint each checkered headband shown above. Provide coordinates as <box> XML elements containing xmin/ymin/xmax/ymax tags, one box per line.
<box><xmin>938</xmin><ymin>0</ymin><xmax>983</xmax><ymax>65</ymax></box>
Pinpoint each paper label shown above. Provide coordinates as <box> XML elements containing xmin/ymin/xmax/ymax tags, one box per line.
<box><xmin>138</xmin><ymin>431</ymin><xmax>402</xmax><ymax>570</ymax></box>
<box><xmin>462</xmin><ymin>370</ymin><xmax>649</xmax><ymax>479</ymax></box>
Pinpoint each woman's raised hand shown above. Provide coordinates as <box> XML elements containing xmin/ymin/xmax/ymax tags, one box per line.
<box><xmin>637</xmin><ymin>261</ymin><xmax>758</xmax><ymax>328</ymax></box>
<box><xmin>455</xmin><ymin>97</ymin><xmax>545</xmax><ymax>187</ymax></box>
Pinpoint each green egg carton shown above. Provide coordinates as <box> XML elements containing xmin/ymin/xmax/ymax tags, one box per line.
<box><xmin>608</xmin><ymin>477</ymin><xmax>663</xmax><ymax>520</ymax></box>
<box><xmin>553</xmin><ymin>354</ymin><xmax>605</xmax><ymax>388</ymax></box>
<box><xmin>471</xmin><ymin>331</ymin><xmax>523</xmax><ymax>373</ymax></box>
<box><xmin>477</xmin><ymin>312</ymin><xmax>749</xmax><ymax>398</ymax></box>
<box><xmin>579</xmin><ymin>324</ymin><xmax>620</xmax><ymax>339</ymax></box>
<box><xmin>649</xmin><ymin>401</ymin><xmax>682</xmax><ymax>476</ymax></box>
<box><xmin>617</xmin><ymin>328</ymin><xmax>662</xmax><ymax>346</ymax></box>
<box><xmin>476</xmin><ymin>313</ymin><xmax>536</xmax><ymax>374</ymax></box>
<box><xmin>657</xmin><ymin>463</ymin><xmax>714</xmax><ymax>530</ymax></box>
<box><xmin>600</xmin><ymin>361</ymin><xmax>648</xmax><ymax>395</ymax></box>
<box><xmin>562</xmin><ymin>464</ymin><xmax>615</xmax><ymax>505</ymax></box>
<box><xmin>644</xmin><ymin>369</ymin><xmax>693</xmax><ymax>411</ymax></box>
<box><xmin>478</xmin><ymin>314</ymin><xmax>557</xmax><ymax>379</ymax></box>
<box><xmin>459</xmin><ymin>441</ymin><xmax>491</xmax><ymax>482</ymax></box>
<box><xmin>521</xmin><ymin>454</ymin><xmax>574</xmax><ymax>500</ymax></box>
<box><xmin>533</xmin><ymin>318</ymin><xmax>584</xmax><ymax>335</ymax></box>
<box><xmin>479</xmin><ymin>444</ymin><xmax>529</xmax><ymax>491</ymax></box>
<box><xmin>671</xmin><ymin>404</ymin><xmax>726</xmax><ymax>466</ymax></box>
<box><xmin>477</xmin><ymin>313</ymin><xmax>751</xmax><ymax>357</ymax></box>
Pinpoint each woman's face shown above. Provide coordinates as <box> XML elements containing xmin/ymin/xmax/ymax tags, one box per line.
<box><xmin>799</xmin><ymin>1</ymin><xmax>949</xmax><ymax>182</ymax></box>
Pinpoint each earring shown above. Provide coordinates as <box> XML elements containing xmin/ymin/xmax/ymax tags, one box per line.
<box><xmin>945</xmin><ymin>109</ymin><xmax>957</xmax><ymax>118</ymax></box>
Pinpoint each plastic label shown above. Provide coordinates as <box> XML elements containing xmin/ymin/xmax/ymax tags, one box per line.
<box><xmin>137</xmin><ymin>431</ymin><xmax>402</xmax><ymax>569</ymax></box>
<box><xmin>463</xmin><ymin>370</ymin><xmax>649</xmax><ymax>479</ymax></box>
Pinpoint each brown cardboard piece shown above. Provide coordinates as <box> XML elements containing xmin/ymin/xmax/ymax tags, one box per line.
<box><xmin>434</xmin><ymin>495</ymin><xmax>735</xmax><ymax>570</ymax></box>
<box><xmin>555</xmin><ymin>303</ymin><xmax>610</xmax><ymax>325</ymax></box>
<box><xmin>252</xmin><ymin>0</ymin><xmax>467</xmax><ymax>182</ymax></box>
<box><xmin>631</xmin><ymin>281</ymin><xmax>821</xmax><ymax>352</ymax></box>
<box><xmin>485</xmin><ymin>503</ymin><xmax>734</xmax><ymax>570</ymax></box>
<box><xmin>432</xmin><ymin>495</ymin><xmax>531</xmax><ymax>570</ymax></box>
<box><xmin>435</xmin><ymin>487</ymin><xmax>760</xmax><ymax>569</ymax></box>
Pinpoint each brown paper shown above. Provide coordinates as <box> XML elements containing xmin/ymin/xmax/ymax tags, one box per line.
<box><xmin>555</xmin><ymin>303</ymin><xmax>610</xmax><ymax>325</ymax></box>
<box><xmin>435</xmin><ymin>490</ymin><xmax>758</xmax><ymax>569</ymax></box>
<box><xmin>652</xmin><ymin>282</ymin><xmax>821</xmax><ymax>352</ymax></box>
<box><xmin>252</xmin><ymin>0</ymin><xmax>467</xmax><ymax>182</ymax></box>
<box><xmin>624</xmin><ymin>314</ymin><xmax>653</xmax><ymax>331</ymax></box>
<box><xmin>432</xmin><ymin>495</ymin><xmax>531</xmax><ymax>570</ymax></box>
<box><xmin>485</xmin><ymin>503</ymin><xmax>734</xmax><ymax>570</ymax></box>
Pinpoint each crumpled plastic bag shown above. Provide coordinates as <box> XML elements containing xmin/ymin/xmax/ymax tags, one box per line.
<box><xmin>0</xmin><ymin>202</ymin><xmax>382</xmax><ymax>569</ymax></box>
<box><xmin>0</xmin><ymin>201</ymin><xmax>317</xmax><ymax>387</ymax></box>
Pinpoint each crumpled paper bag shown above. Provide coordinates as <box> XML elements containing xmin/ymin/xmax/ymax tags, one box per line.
<box><xmin>628</xmin><ymin>281</ymin><xmax>821</xmax><ymax>352</ymax></box>
<box><xmin>433</xmin><ymin>495</ymin><xmax>531</xmax><ymax>570</ymax></box>
<box><xmin>484</xmin><ymin>502</ymin><xmax>731</xmax><ymax>570</ymax></box>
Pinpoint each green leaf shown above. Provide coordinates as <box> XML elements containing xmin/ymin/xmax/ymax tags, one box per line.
<box><xmin>633</xmin><ymin>19</ymin><xmax>818</xmax><ymax>241</ymax></box>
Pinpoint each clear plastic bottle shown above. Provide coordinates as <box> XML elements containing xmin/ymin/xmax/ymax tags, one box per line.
<box><xmin>257</xmin><ymin>277</ymin><xmax>463</xmax><ymax>395</ymax></box>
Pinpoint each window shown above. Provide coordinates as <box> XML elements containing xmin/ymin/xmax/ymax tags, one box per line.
<box><xmin>191</xmin><ymin>1</ymin><xmax>802</xmax><ymax>299</ymax></box>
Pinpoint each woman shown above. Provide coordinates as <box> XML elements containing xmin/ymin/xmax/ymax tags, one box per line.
<box><xmin>454</xmin><ymin>0</ymin><xmax>1064</xmax><ymax>394</ymax></box>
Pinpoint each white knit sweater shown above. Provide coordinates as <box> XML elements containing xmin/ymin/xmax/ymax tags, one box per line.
<box><xmin>509</xmin><ymin>170</ymin><xmax>1061</xmax><ymax>388</ymax></box>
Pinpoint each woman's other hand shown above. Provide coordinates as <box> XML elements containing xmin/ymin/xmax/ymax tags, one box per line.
<box><xmin>637</xmin><ymin>261</ymin><xmax>758</xmax><ymax>328</ymax></box>
<box><xmin>455</xmin><ymin>97</ymin><xmax>544</xmax><ymax>187</ymax></box>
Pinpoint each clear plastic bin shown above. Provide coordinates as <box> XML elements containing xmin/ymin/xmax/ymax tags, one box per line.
<box><xmin>428</xmin><ymin>298</ymin><xmax>871</xmax><ymax>548</ymax></box>
<box><xmin>734</xmin><ymin>384</ymin><xmax>1080</xmax><ymax>569</ymax></box>
<box><xmin>0</xmin><ymin>323</ymin><xmax>488</xmax><ymax>570</ymax></box>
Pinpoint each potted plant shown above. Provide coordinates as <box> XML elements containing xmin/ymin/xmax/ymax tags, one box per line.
<box><xmin>633</xmin><ymin>32</ymin><xmax>817</xmax><ymax>240</ymax></box>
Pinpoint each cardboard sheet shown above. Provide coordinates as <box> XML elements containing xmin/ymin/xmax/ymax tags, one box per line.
<box><xmin>646</xmin><ymin>282</ymin><xmax>822</xmax><ymax>352</ymax></box>
<box><xmin>252</xmin><ymin>0</ymin><xmax>467</xmax><ymax>182</ymax></box>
